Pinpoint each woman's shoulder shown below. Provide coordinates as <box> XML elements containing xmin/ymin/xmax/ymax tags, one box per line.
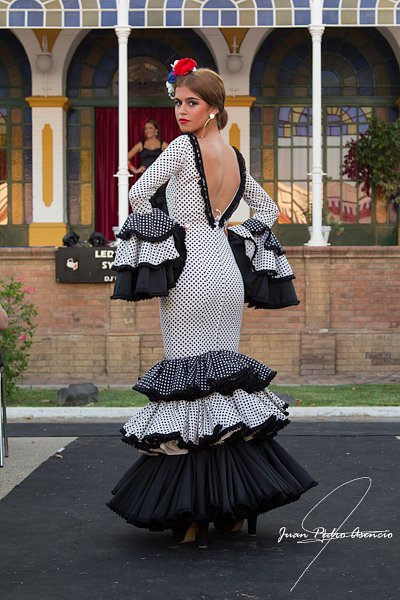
<box><xmin>168</xmin><ymin>133</ymin><xmax>193</xmax><ymax>146</ymax></box>
<box><xmin>164</xmin><ymin>134</ymin><xmax>195</xmax><ymax>156</ymax></box>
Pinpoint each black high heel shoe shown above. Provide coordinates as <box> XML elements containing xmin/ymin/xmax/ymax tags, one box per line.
<box><xmin>173</xmin><ymin>523</ymin><xmax>197</xmax><ymax>544</ymax></box>
<box><xmin>213</xmin><ymin>518</ymin><xmax>242</xmax><ymax>533</ymax></box>
<box><xmin>196</xmin><ymin>522</ymin><xmax>209</xmax><ymax>549</ymax></box>
<box><xmin>172</xmin><ymin>522</ymin><xmax>209</xmax><ymax>548</ymax></box>
<box><xmin>213</xmin><ymin>516</ymin><xmax>257</xmax><ymax>536</ymax></box>
<box><xmin>247</xmin><ymin>516</ymin><xmax>257</xmax><ymax>536</ymax></box>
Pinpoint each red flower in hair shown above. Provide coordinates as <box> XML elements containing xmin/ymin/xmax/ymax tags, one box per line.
<box><xmin>173</xmin><ymin>58</ymin><xmax>197</xmax><ymax>77</ymax></box>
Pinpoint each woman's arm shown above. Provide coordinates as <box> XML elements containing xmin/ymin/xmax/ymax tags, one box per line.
<box><xmin>113</xmin><ymin>137</ymin><xmax>188</xmax><ymax>301</ymax></box>
<box><xmin>128</xmin><ymin>141</ymin><xmax>145</xmax><ymax>174</ymax></box>
<box><xmin>161</xmin><ymin>141</ymin><xmax>169</xmax><ymax>151</ymax></box>
<box><xmin>242</xmin><ymin>173</ymin><xmax>279</xmax><ymax>229</ymax></box>
<box><xmin>228</xmin><ymin>174</ymin><xmax>299</xmax><ymax>310</ymax></box>
<box><xmin>0</xmin><ymin>305</ymin><xmax>8</xmax><ymax>330</ymax></box>
<box><xmin>128</xmin><ymin>141</ymin><xmax>143</xmax><ymax>160</ymax></box>
<box><xmin>128</xmin><ymin>135</ymin><xmax>188</xmax><ymax>213</ymax></box>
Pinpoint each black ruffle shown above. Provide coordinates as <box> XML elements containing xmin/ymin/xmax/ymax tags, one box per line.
<box><xmin>120</xmin><ymin>409</ymin><xmax>289</xmax><ymax>453</ymax></box>
<box><xmin>106</xmin><ymin>438</ymin><xmax>318</xmax><ymax>530</ymax></box>
<box><xmin>228</xmin><ymin>231</ymin><xmax>300</xmax><ymax>309</ymax></box>
<box><xmin>117</xmin><ymin>208</ymin><xmax>177</xmax><ymax>242</ymax></box>
<box><xmin>133</xmin><ymin>350</ymin><xmax>277</xmax><ymax>402</ymax></box>
<box><xmin>111</xmin><ymin>222</ymin><xmax>186</xmax><ymax>302</ymax></box>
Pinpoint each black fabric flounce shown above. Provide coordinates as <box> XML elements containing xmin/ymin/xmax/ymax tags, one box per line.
<box><xmin>106</xmin><ymin>438</ymin><xmax>318</xmax><ymax>530</ymax></box>
<box><xmin>120</xmin><ymin>410</ymin><xmax>289</xmax><ymax>453</ymax></box>
<box><xmin>111</xmin><ymin>218</ymin><xmax>186</xmax><ymax>302</ymax></box>
<box><xmin>132</xmin><ymin>350</ymin><xmax>277</xmax><ymax>402</ymax></box>
<box><xmin>228</xmin><ymin>230</ymin><xmax>300</xmax><ymax>310</ymax></box>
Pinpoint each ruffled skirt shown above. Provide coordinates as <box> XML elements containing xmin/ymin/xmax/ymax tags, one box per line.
<box><xmin>107</xmin><ymin>438</ymin><xmax>317</xmax><ymax>530</ymax></box>
<box><xmin>107</xmin><ymin>349</ymin><xmax>317</xmax><ymax>530</ymax></box>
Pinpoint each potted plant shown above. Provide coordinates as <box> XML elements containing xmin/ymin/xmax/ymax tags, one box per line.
<box><xmin>342</xmin><ymin>116</ymin><xmax>400</xmax><ymax>204</ymax></box>
<box><xmin>303</xmin><ymin>192</ymin><xmax>344</xmax><ymax>243</ymax></box>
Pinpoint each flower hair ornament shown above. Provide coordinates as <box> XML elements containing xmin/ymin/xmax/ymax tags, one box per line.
<box><xmin>166</xmin><ymin>58</ymin><xmax>197</xmax><ymax>98</ymax></box>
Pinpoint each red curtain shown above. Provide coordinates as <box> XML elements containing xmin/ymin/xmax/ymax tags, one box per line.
<box><xmin>95</xmin><ymin>108</ymin><xmax>181</xmax><ymax>241</ymax></box>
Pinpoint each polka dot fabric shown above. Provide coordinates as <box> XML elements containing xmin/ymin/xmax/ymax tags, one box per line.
<box><xmin>133</xmin><ymin>350</ymin><xmax>276</xmax><ymax>402</ymax></box>
<box><xmin>116</xmin><ymin>134</ymin><xmax>298</xmax><ymax>453</ymax></box>
<box><xmin>228</xmin><ymin>220</ymin><xmax>295</xmax><ymax>278</ymax></box>
<box><xmin>113</xmin><ymin>209</ymin><xmax>186</xmax><ymax>272</ymax></box>
<box><xmin>122</xmin><ymin>388</ymin><xmax>289</xmax><ymax>453</ymax></box>
<box><xmin>117</xmin><ymin>209</ymin><xmax>178</xmax><ymax>241</ymax></box>
<box><xmin>113</xmin><ymin>233</ymin><xmax>181</xmax><ymax>270</ymax></box>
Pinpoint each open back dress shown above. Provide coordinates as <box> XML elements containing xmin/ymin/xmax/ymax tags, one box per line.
<box><xmin>107</xmin><ymin>133</ymin><xmax>317</xmax><ymax>531</ymax></box>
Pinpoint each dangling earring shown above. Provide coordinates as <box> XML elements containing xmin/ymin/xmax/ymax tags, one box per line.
<box><xmin>201</xmin><ymin>113</ymin><xmax>216</xmax><ymax>138</ymax></box>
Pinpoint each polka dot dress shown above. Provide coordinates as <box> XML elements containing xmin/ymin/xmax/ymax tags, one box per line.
<box><xmin>119</xmin><ymin>134</ymin><xmax>293</xmax><ymax>454</ymax></box>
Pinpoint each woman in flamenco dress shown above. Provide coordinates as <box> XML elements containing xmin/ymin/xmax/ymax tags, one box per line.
<box><xmin>128</xmin><ymin>118</ymin><xmax>169</xmax><ymax>214</ymax></box>
<box><xmin>107</xmin><ymin>58</ymin><xmax>317</xmax><ymax>548</ymax></box>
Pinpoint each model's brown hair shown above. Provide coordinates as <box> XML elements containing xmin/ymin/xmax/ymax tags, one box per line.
<box><xmin>175</xmin><ymin>68</ymin><xmax>228</xmax><ymax>130</ymax></box>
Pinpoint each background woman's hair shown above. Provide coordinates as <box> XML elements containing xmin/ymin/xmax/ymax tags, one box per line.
<box><xmin>142</xmin><ymin>118</ymin><xmax>162</xmax><ymax>141</ymax></box>
<box><xmin>176</xmin><ymin>68</ymin><xmax>228</xmax><ymax>130</ymax></box>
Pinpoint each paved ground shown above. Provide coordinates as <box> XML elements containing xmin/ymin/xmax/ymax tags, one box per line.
<box><xmin>0</xmin><ymin>421</ymin><xmax>399</xmax><ymax>600</ymax></box>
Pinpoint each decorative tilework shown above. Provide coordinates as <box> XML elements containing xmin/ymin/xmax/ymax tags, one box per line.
<box><xmin>0</xmin><ymin>0</ymin><xmax>309</xmax><ymax>28</ymax></box>
<box><xmin>1</xmin><ymin>0</ymin><xmax>400</xmax><ymax>28</ymax></box>
<box><xmin>322</xmin><ymin>0</ymin><xmax>399</xmax><ymax>25</ymax></box>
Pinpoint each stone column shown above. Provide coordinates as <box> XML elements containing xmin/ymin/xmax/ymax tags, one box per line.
<box><xmin>25</xmin><ymin>96</ymin><xmax>69</xmax><ymax>246</ymax></box>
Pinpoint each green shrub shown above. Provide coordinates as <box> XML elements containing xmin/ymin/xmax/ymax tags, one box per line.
<box><xmin>0</xmin><ymin>275</ymin><xmax>38</xmax><ymax>397</ymax></box>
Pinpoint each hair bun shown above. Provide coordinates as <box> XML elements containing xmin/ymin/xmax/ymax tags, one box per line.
<box><xmin>218</xmin><ymin>108</ymin><xmax>228</xmax><ymax>130</ymax></box>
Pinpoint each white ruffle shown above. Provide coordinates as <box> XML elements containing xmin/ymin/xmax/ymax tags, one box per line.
<box><xmin>113</xmin><ymin>235</ymin><xmax>180</xmax><ymax>269</ymax></box>
<box><xmin>123</xmin><ymin>388</ymin><xmax>289</xmax><ymax>455</ymax></box>
<box><xmin>228</xmin><ymin>224</ymin><xmax>294</xmax><ymax>278</ymax></box>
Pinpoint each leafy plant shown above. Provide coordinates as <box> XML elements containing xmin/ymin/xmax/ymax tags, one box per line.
<box><xmin>342</xmin><ymin>116</ymin><xmax>400</xmax><ymax>203</ymax></box>
<box><xmin>0</xmin><ymin>275</ymin><xmax>38</xmax><ymax>397</ymax></box>
<box><xmin>302</xmin><ymin>196</ymin><xmax>344</xmax><ymax>237</ymax></box>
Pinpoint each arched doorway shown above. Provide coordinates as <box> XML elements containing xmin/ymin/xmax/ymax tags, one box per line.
<box><xmin>66</xmin><ymin>29</ymin><xmax>216</xmax><ymax>241</ymax></box>
<box><xmin>250</xmin><ymin>28</ymin><xmax>400</xmax><ymax>245</ymax></box>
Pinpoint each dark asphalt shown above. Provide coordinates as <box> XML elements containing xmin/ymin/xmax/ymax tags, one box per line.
<box><xmin>1</xmin><ymin>422</ymin><xmax>399</xmax><ymax>600</ymax></box>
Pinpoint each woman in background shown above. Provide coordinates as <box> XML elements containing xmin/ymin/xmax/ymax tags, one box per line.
<box><xmin>128</xmin><ymin>119</ymin><xmax>169</xmax><ymax>214</ymax></box>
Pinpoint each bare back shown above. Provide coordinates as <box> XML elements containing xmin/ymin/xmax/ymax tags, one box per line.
<box><xmin>198</xmin><ymin>137</ymin><xmax>241</xmax><ymax>217</ymax></box>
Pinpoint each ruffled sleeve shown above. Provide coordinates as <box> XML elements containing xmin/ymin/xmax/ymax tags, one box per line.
<box><xmin>111</xmin><ymin>209</ymin><xmax>186</xmax><ymax>302</ymax></box>
<box><xmin>228</xmin><ymin>174</ymin><xmax>300</xmax><ymax>310</ymax></box>
<box><xmin>111</xmin><ymin>136</ymin><xmax>189</xmax><ymax>302</ymax></box>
